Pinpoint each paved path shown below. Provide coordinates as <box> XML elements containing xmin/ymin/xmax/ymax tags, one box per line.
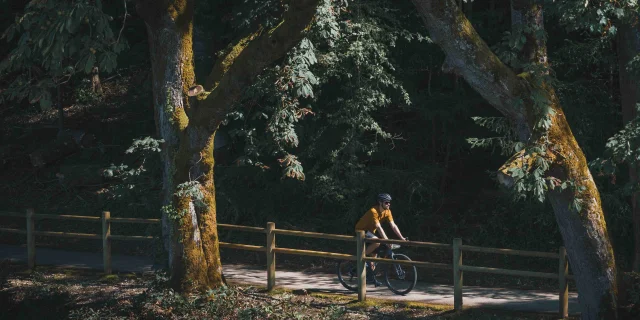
<box><xmin>0</xmin><ymin>244</ymin><xmax>580</xmax><ymax>314</ymax></box>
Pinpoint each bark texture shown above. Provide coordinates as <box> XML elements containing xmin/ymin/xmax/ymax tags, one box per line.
<box><xmin>137</xmin><ymin>0</ymin><xmax>320</xmax><ymax>291</ymax></box>
<box><xmin>138</xmin><ymin>0</ymin><xmax>219</xmax><ymax>291</ymax></box>
<box><xmin>411</xmin><ymin>1</ymin><xmax>618</xmax><ymax>318</ymax></box>
<box><xmin>617</xmin><ymin>19</ymin><xmax>640</xmax><ymax>273</ymax></box>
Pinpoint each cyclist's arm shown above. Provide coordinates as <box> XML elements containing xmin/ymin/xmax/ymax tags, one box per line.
<box><xmin>389</xmin><ymin>221</ymin><xmax>406</xmax><ymax>240</ymax></box>
<box><xmin>375</xmin><ymin>221</ymin><xmax>389</xmax><ymax>239</ymax></box>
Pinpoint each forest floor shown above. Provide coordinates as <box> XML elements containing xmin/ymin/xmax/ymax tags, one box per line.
<box><xmin>0</xmin><ymin>260</ymin><xmax>579</xmax><ymax>320</ymax></box>
<box><xmin>0</xmin><ymin>244</ymin><xmax>582</xmax><ymax>319</ymax></box>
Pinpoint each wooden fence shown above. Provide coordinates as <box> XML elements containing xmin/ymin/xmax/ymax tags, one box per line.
<box><xmin>0</xmin><ymin>209</ymin><xmax>573</xmax><ymax>318</ymax></box>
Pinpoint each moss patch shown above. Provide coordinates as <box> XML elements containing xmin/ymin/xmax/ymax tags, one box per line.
<box><xmin>99</xmin><ymin>274</ymin><xmax>120</xmax><ymax>284</ymax></box>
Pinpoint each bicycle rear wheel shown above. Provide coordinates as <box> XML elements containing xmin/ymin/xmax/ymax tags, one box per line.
<box><xmin>336</xmin><ymin>260</ymin><xmax>358</xmax><ymax>292</ymax></box>
<box><xmin>384</xmin><ymin>254</ymin><xmax>417</xmax><ymax>295</ymax></box>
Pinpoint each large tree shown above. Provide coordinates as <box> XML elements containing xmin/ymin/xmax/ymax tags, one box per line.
<box><xmin>411</xmin><ymin>1</ymin><xmax>618</xmax><ymax>318</ymax></box>
<box><xmin>134</xmin><ymin>0</ymin><xmax>320</xmax><ymax>290</ymax></box>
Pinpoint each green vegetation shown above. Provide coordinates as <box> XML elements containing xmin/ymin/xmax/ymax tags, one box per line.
<box><xmin>1</xmin><ymin>0</ymin><xmax>640</xmax><ymax>318</ymax></box>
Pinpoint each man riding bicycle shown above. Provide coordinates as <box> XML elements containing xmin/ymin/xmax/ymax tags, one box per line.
<box><xmin>355</xmin><ymin>193</ymin><xmax>407</xmax><ymax>286</ymax></box>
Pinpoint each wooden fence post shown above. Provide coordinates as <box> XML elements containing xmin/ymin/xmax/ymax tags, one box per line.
<box><xmin>356</xmin><ymin>230</ymin><xmax>366</xmax><ymax>302</ymax></box>
<box><xmin>26</xmin><ymin>208</ymin><xmax>35</xmax><ymax>269</ymax></box>
<box><xmin>266</xmin><ymin>222</ymin><xmax>275</xmax><ymax>291</ymax></box>
<box><xmin>559</xmin><ymin>246</ymin><xmax>568</xmax><ymax>318</ymax></box>
<box><xmin>453</xmin><ymin>238</ymin><xmax>463</xmax><ymax>311</ymax></box>
<box><xmin>102</xmin><ymin>211</ymin><xmax>112</xmax><ymax>274</ymax></box>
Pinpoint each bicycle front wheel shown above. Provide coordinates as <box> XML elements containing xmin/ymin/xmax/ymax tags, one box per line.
<box><xmin>336</xmin><ymin>260</ymin><xmax>358</xmax><ymax>292</ymax></box>
<box><xmin>384</xmin><ymin>254</ymin><xmax>417</xmax><ymax>295</ymax></box>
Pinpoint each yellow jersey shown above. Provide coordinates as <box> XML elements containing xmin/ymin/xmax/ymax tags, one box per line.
<box><xmin>355</xmin><ymin>206</ymin><xmax>394</xmax><ymax>233</ymax></box>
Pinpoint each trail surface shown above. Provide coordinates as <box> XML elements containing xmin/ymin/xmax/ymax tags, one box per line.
<box><xmin>0</xmin><ymin>244</ymin><xmax>579</xmax><ymax>314</ymax></box>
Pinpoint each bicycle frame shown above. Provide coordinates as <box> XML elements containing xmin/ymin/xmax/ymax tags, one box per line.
<box><xmin>370</xmin><ymin>243</ymin><xmax>398</xmax><ymax>265</ymax></box>
<box><xmin>337</xmin><ymin>242</ymin><xmax>416</xmax><ymax>295</ymax></box>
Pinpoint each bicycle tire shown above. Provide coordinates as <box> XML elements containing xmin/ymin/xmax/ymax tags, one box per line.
<box><xmin>384</xmin><ymin>253</ymin><xmax>417</xmax><ymax>295</ymax></box>
<box><xmin>336</xmin><ymin>260</ymin><xmax>359</xmax><ymax>292</ymax></box>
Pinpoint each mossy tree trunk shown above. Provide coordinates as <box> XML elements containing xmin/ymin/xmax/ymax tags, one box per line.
<box><xmin>411</xmin><ymin>1</ymin><xmax>618</xmax><ymax>318</ymax></box>
<box><xmin>617</xmin><ymin>20</ymin><xmax>640</xmax><ymax>273</ymax></box>
<box><xmin>136</xmin><ymin>0</ymin><xmax>320</xmax><ymax>291</ymax></box>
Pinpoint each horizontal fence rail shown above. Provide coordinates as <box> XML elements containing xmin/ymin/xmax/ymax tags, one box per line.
<box><xmin>0</xmin><ymin>210</ymin><xmax>574</xmax><ymax>318</ymax></box>
<box><xmin>0</xmin><ymin>227</ymin><xmax>27</xmax><ymax>234</ymax></box>
<box><xmin>366</xmin><ymin>237</ymin><xmax>453</xmax><ymax>250</ymax></box>
<box><xmin>33</xmin><ymin>214</ymin><xmax>101</xmax><ymax>222</ymax></box>
<box><xmin>110</xmin><ymin>217</ymin><xmax>161</xmax><ymax>224</ymax></box>
<box><xmin>219</xmin><ymin>242</ymin><xmax>266</xmax><ymax>252</ymax></box>
<box><xmin>218</xmin><ymin>224</ymin><xmax>265</xmax><ymax>233</ymax></box>
<box><xmin>33</xmin><ymin>230</ymin><xmax>101</xmax><ymax>239</ymax></box>
<box><xmin>460</xmin><ymin>244</ymin><xmax>560</xmax><ymax>259</ymax></box>
<box><xmin>273</xmin><ymin>247</ymin><xmax>354</xmax><ymax>260</ymax></box>
<box><xmin>460</xmin><ymin>265</ymin><xmax>558</xmax><ymax>279</ymax></box>
<box><xmin>364</xmin><ymin>256</ymin><xmax>451</xmax><ymax>270</ymax></box>
<box><xmin>273</xmin><ymin>229</ymin><xmax>355</xmax><ymax>242</ymax></box>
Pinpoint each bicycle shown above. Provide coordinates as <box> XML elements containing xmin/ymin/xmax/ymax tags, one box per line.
<box><xmin>336</xmin><ymin>241</ymin><xmax>417</xmax><ymax>295</ymax></box>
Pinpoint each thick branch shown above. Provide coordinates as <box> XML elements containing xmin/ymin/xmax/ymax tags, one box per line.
<box><xmin>411</xmin><ymin>0</ymin><xmax>528</xmax><ymax>125</ymax></box>
<box><xmin>192</xmin><ymin>0</ymin><xmax>320</xmax><ymax>131</ymax></box>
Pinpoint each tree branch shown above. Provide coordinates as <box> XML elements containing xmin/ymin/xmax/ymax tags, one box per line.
<box><xmin>191</xmin><ymin>0</ymin><xmax>320</xmax><ymax>131</ymax></box>
<box><xmin>411</xmin><ymin>0</ymin><xmax>528</xmax><ymax>125</ymax></box>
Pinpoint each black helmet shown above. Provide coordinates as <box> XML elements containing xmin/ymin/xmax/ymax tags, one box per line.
<box><xmin>376</xmin><ymin>193</ymin><xmax>392</xmax><ymax>202</ymax></box>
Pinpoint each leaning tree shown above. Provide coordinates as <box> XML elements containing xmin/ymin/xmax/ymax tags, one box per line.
<box><xmin>411</xmin><ymin>1</ymin><xmax>618</xmax><ymax>318</ymax></box>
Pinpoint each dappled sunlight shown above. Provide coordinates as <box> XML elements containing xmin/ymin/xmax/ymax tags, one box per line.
<box><xmin>223</xmin><ymin>263</ymin><xmax>580</xmax><ymax>313</ymax></box>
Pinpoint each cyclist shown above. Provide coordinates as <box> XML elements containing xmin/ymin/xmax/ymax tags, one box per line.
<box><xmin>355</xmin><ymin>193</ymin><xmax>407</xmax><ymax>286</ymax></box>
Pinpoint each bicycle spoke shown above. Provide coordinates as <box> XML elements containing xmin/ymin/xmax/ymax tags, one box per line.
<box><xmin>384</xmin><ymin>254</ymin><xmax>417</xmax><ymax>295</ymax></box>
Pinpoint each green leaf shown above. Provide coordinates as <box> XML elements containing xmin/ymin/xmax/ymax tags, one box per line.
<box><xmin>66</xmin><ymin>11</ymin><xmax>75</xmax><ymax>33</ymax></box>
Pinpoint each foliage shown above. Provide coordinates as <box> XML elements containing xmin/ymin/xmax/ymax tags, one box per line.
<box><xmin>590</xmin><ymin>104</ymin><xmax>640</xmax><ymax>192</ymax></box>
<box><xmin>220</xmin><ymin>0</ymin><xmax>422</xmax><ymax>190</ymax></box>
<box><xmin>0</xmin><ymin>0</ymin><xmax>127</xmax><ymax>110</ymax></box>
<box><xmin>2</xmin><ymin>0</ymin><xmax>638</xmax><ymax>280</ymax></box>
<box><xmin>101</xmin><ymin>136</ymin><xmax>163</xmax><ymax>201</ymax></box>
<box><xmin>467</xmin><ymin>117</ymin><xmax>519</xmax><ymax>156</ymax></box>
<box><xmin>549</xmin><ymin>0</ymin><xmax>638</xmax><ymax>37</ymax></box>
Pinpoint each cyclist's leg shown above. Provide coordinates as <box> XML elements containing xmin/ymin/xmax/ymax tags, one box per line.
<box><xmin>364</xmin><ymin>231</ymin><xmax>383</xmax><ymax>287</ymax></box>
<box><xmin>364</xmin><ymin>231</ymin><xmax>380</xmax><ymax>256</ymax></box>
<box><xmin>364</xmin><ymin>231</ymin><xmax>380</xmax><ymax>272</ymax></box>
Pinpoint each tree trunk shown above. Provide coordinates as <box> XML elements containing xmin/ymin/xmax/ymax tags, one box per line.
<box><xmin>137</xmin><ymin>0</ymin><xmax>320</xmax><ymax>291</ymax></box>
<box><xmin>617</xmin><ymin>20</ymin><xmax>640</xmax><ymax>273</ymax></box>
<box><xmin>411</xmin><ymin>1</ymin><xmax>618</xmax><ymax>318</ymax></box>
<box><xmin>135</xmin><ymin>0</ymin><xmax>223</xmax><ymax>291</ymax></box>
<box><xmin>91</xmin><ymin>66</ymin><xmax>103</xmax><ymax>95</ymax></box>
<box><xmin>138</xmin><ymin>0</ymin><xmax>222</xmax><ymax>291</ymax></box>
